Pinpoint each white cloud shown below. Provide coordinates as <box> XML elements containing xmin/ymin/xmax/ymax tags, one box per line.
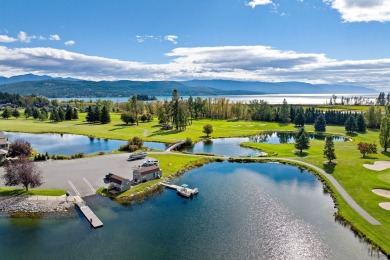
<box><xmin>135</xmin><ymin>35</ymin><xmax>179</xmax><ymax>44</ymax></box>
<box><xmin>324</xmin><ymin>0</ymin><xmax>390</xmax><ymax>22</ymax></box>
<box><xmin>17</xmin><ymin>31</ymin><xmax>33</xmax><ymax>42</ymax></box>
<box><xmin>64</xmin><ymin>40</ymin><xmax>75</xmax><ymax>46</ymax></box>
<box><xmin>165</xmin><ymin>35</ymin><xmax>178</xmax><ymax>44</ymax></box>
<box><xmin>247</xmin><ymin>0</ymin><xmax>273</xmax><ymax>8</ymax></box>
<box><xmin>0</xmin><ymin>45</ymin><xmax>389</xmax><ymax>90</ymax></box>
<box><xmin>49</xmin><ymin>34</ymin><xmax>60</xmax><ymax>41</ymax></box>
<box><xmin>0</xmin><ymin>35</ymin><xmax>17</xmax><ymax>43</ymax></box>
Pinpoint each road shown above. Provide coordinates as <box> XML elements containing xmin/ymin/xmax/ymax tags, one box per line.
<box><xmin>0</xmin><ymin>154</ymin><xmax>153</xmax><ymax>197</ymax></box>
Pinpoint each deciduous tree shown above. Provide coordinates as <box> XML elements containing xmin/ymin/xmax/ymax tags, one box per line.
<box><xmin>203</xmin><ymin>124</ymin><xmax>213</xmax><ymax>137</ymax></box>
<box><xmin>357</xmin><ymin>142</ymin><xmax>377</xmax><ymax>158</ymax></box>
<box><xmin>8</xmin><ymin>139</ymin><xmax>32</xmax><ymax>157</ymax></box>
<box><xmin>2</xmin><ymin>157</ymin><xmax>43</xmax><ymax>191</ymax></box>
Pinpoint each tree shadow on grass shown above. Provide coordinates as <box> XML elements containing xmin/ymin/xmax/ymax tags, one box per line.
<box><xmin>381</xmin><ymin>151</ymin><xmax>390</xmax><ymax>158</ymax></box>
<box><xmin>0</xmin><ymin>188</ymin><xmax>26</xmax><ymax>196</ymax></box>
<box><xmin>293</xmin><ymin>151</ymin><xmax>308</xmax><ymax>157</ymax></box>
<box><xmin>149</xmin><ymin>129</ymin><xmax>181</xmax><ymax>137</ymax></box>
<box><xmin>323</xmin><ymin>162</ymin><xmax>336</xmax><ymax>174</ymax></box>
<box><xmin>346</xmin><ymin>132</ymin><xmax>358</xmax><ymax>137</ymax></box>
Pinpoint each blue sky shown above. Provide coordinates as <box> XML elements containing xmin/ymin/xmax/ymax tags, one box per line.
<box><xmin>0</xmin><ymin>0</ymin><xmax>390</xmax><ymax>90</ymax></box>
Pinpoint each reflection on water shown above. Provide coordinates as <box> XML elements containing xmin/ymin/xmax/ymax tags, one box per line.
<box><xmin>5</xmin><ymin>132</ymin><xmax>166</xmax><ymax>155</ymax></box>
<box><xmin>249</xmin><ymin>131</ymin><xmax>346</xmax><ymax>144</ymax></box>
<box><xmin>0</xmin><ymin>162</ymin><xmax>384</xmax><ymax>259</ymax></box>
<box><xmin>183</xmin><ymin>132</ymin><xmax>346</xmax><ymax>156</ymax></box>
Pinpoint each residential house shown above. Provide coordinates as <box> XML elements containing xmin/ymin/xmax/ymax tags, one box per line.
<box><xmin>108</xmin><ymin>174</ymin><xmax>131</xmax><ymax>194</ymax></box>
<box><xmin>133</xmin><ymin>165</ymin><xmax>162</xmax><ymax>183</ymax></box>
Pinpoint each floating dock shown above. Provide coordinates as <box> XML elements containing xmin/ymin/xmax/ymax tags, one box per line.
<box><xmin>160</xmin><ymin>183</ymin><xmax>198</xmax><ymax>195</ymax></box>
<box><xmin>75</xmin><ymin>200</ymin><xmax>103</xmax><ymax>228</ymax></box>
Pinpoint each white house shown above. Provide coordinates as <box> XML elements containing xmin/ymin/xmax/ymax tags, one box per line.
<box><xmin>133</xmin><ymin>165</ymin><xmax>162</xmax><ymax>183</ymax></box>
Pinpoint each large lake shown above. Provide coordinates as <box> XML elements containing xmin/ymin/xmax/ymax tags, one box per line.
<box><xmin>0</xmin><ymin>162</ymin><xmax>383</xmax><ymax>259</ymax></box>
<box><xmin>54</xmin><ymin>93</ymin><xmax>378</xmax><ymax>105</ymax></box>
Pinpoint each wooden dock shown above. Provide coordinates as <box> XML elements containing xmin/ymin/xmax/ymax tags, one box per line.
<box><xmin>160</xmin><ymin>183</ymin><xmax>182</xmax><ymax>190</ymax></box>
<box><xmin>75</xmin><ymin>200</ymin><xmax>103</xmax><ymax>228</ymax></box>
<box><xmin>160</xmin><ymin>183</ymin><xmax>198</xmax><ymax>195</ymax></box>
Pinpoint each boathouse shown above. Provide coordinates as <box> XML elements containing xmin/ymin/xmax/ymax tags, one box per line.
<box><xmin>133</xmin><ymin>165</ymin><xmax>162</xmax><ymax>183</ymax></box>
<box><xmin>108</xmin><ymin>174</ymin><xmax>131</xmax><ymax>194</ymax></box>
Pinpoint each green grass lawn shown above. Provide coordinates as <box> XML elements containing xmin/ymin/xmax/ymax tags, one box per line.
<box><xmin>0</xmin><ymin>114</ymin><xmax>297</xmax><ymax>143</ymax></box>
<box><xmin>242</xmin><ymin>127</ymin><xmax>390</xmax><ymax>254</ymax></box>
<box><xmin>0</xmin><ymin>187</ymin><xmax>67</xmax><ymax>196</ymax></box>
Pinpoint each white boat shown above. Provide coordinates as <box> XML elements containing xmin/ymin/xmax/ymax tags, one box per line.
<box><xmin>177</xmin><ymin>184</ymin><xmax>198</xmax><ymax>198</ymax></box>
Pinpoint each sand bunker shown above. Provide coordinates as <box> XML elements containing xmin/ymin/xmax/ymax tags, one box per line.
<box><xmin>372</xmin><ymin>189</ymin><xmax>390</xmax><ymax>211</ymax></box>
<box><xmin>363</xmin><ymin>161</ymin><xmax>390</xmax><ymax>171</ymax></box>
<box><xmin>372</xmin><ymin>189</ymin><xmax>390</xmax><ymax>199</ymax></box>
<box><xmin>379</xmin><ymin>202</ymin><xmax>390</xmax><ymax>211</ymax></box>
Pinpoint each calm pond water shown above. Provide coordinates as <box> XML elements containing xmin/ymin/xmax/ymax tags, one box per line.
<box><xmin>183</xmin><ymin>132</ymin><xmax>346</xmax><ymax>156</ymax></box>
<box><xmin>0</xmin><ymin>162</ymin><xmax>383</xmax><ymax>259</ymax></box>
<box><xmin>5</xmin><ymin>132</ymin><xmax>167</xmax><ymax>155</ymax></box>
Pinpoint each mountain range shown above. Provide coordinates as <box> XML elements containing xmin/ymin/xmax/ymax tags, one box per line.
<box><xmin>0</xmin><ymin>74</ymin><xmax>377</xmax><ymax>98</ymax></box>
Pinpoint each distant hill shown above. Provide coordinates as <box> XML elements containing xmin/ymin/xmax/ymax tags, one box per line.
<box><xmin>0</xmin><ymin>79</ymin><xmax>263</xmax><ymax>98</ymax></box>
<box><xmin>183</xmin><ymin>80</ymin><xmax>377</xmax><ymax>94</ymax></box>
<box><xmin>0</xmin><ymin>74</ymin><xmax>377</xmax><ymax>97</ymax></box>
<box><xmin>0</xmin><ymin>74</ymin><xmax>79</xmax><ymax>85</ymax></box>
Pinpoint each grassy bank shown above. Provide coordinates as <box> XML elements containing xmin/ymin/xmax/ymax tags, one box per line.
<box><xmin>0</xmin><ymin>188</ymin><xmax>67</xmax><ymax>196</ymax></box>
<box><xmin>97</xmin><ymin>153</ymin><xmax>219</xmax><ymax>204</ymax></box>
<box><xmin>241</xmin><ymin>127</ymin><xmax>390</xmax><ymax>255</ymax></box>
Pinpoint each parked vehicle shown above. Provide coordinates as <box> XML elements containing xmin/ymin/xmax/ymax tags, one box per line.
<box><xmin>142</xmin><ymin>160</ymin><xmax>159</xmax><ymax>167</ymax></box>
<box><xmin>128</xmin><ymin>152</ymin><xmax>147</xmax><ymax>161</ymax></box>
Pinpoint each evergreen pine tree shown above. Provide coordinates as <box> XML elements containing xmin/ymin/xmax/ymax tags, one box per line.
<box><xmin>280</xmin><ymin>99</ymin><xmax>290</xmax><ymax>123</ymax></box>
<box><xmin>296</xmin><ymin>127</ymin><xmax>305</xmax><ymax>140</ymax></box>
<box><xmin>65</xmin><ymin>105</ymin><xmax>73</xmax><ymax>120</ymax></box>
<box><xmin>86</xmin><ymin>106</ymin><xmax>93</xmax><ymax>123</ymax></box>
<box><xmin>314</xmin><ymin>113</ymin><xmax>326</xmax><ymax>132</ymax></box>
<box><xmin>72</xmin><ymin>108</ymin><xmax>79</xmax><ymax>119</ymax></box>
<box><xmin>58</xmin><ymin>107</ymin><xmax>65</xmax><ymax>121</ymax></box>
<box><xmin>294</xmin><ymin>110</ymin><xmax>305</xmax><ymax>126</ymax></box>
<box><xmin>380</xmin><ymin>115</ymin><xmax>390</xmax><ymax>152</ymax></box>
<box><xmin>356</xmin><ymin>114</ymin><xmax>366</xmax><ymax>132</ymax></box>
<box><xmin>100</xmin><ymin>106</ymin><xmax>111</xmax><ymax>124</ymax></box>
<box><xmin>323</xmin><ymin>136</ymin><xmax>336</xmax><ymax>164</ymax></box>
<box><xmin>345</xmin><ymin>115</ymin><xmax>358</xmax><ymax>133</ymax></box>
<box><xmin>295</xmin><ymin>131</ymin><xmax>310</xmax><ymax>153</ymax></box>
<box><xmin>93</xmin><ymin>106</ymin><xmax>100</xmax><ymax>123</ymax></box>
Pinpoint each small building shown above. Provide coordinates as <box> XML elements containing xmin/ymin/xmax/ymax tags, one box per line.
<box><xmin>133</xmin><ymin>165</ymin><xmax>162</xmax><ymax>183</ymax></box>
<box><xmin>0</xmin><ymin>131</ymin><xmax>9</xmax><ymax>160</ymax></box>
<box><xmin>0</xmin><ymin>149</ymin><xmax>7</xmax><ymax>161</ymax></box>
<box><xmin>108</xmin><ymin>174</ymin><xmax>131</xmax><ymax>194</ymax></box>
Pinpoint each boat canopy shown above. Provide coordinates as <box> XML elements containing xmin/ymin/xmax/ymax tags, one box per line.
<box><xmin>181</xmin><ymin>184</ymin><xmax>189</xmax><ymax>188</ymax></box>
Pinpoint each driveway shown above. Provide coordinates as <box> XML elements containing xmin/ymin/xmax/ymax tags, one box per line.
<box><xmin>0</xmin><ymin>154</ymin><xmax>155</xmax><ymax>197</ymax></box>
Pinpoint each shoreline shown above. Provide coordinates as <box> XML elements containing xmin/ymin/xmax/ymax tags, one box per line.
<box><xmin>0</xmin><ymin>195</ymin><xmax>75</xmax><ymax>217</ymax></box>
